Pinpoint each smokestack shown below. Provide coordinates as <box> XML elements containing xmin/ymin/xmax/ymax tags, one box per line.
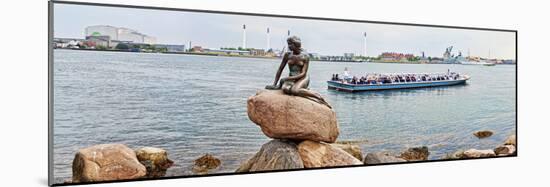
<box><xmin>363</xmin><ymin>32</ymin><xmax>367</xmax><ymax>57</ymax></box>
<box><xmin>266</xmin><ymin>27</ymin><xmax>270</xmax><ymax>50</ymax></box>
<box><xmin>242</xmin><ymin>24</ymin><xmax>246</xmax><ymax>49</ymax></box>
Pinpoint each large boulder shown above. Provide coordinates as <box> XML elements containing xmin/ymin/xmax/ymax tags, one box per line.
<box><xmin>247</xmin><ymin>90</ymin><xmax>339</xmax><ymax>143</ymax></box>
<box><xmin>236</xmin><ymin>139</ymin><xmax>304</xmax><ymax>172</ymax></box>
<box><xmin>297</xmin><ymin>140</ymin><xmax>362</xmax><ymax>168</ymax></box>
<box><xmin>364</xmin><ymin>152</ymin><xmax>406</xmax><ymax>165</ymax></box>
<box><xmin>72</xmin><ymin>144</ymin><xmax>146</xmax><ymax>183</ymax></box>
<box><xmin>460</xmin><ymin>149</ymin><xmax>496</xmax><ymax>158</ymax></box>
<box><xmin>331</xmin><ymin>143</ymin><xmax>363</xmax><ymax>161</ymax></box>
<box><xmin>399</xmin><ymin>146</ymin><xmax>430</xmax><ymax>161</ymax></box>
<box><xmin>135</xmin><ymin>147</ymin><xmax>173</xmax><ymax>178</ymax></box>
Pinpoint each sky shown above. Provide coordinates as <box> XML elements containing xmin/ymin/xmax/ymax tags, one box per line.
<box><xmin>54</xmin><ymin>4</ymin><xmax>516</xmax><ymax>59</ymax></box>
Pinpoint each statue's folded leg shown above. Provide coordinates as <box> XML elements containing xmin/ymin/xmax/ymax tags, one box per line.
<box><xmin>291</xmin><ymin>77</ymin><xmax>332</xmax><ymax>108</ymax></box>
<box><xmin>300</xmin><ymin>89</ymin><xmax>332</xmax><ymax>109</ymax></box>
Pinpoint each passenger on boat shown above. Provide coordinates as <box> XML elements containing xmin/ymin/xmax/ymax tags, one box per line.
<box><xmin>383</xmin><ymin>77</ymin><xmax>391</xmax><ymax>84</ymax></box>
<box><xmin>351</xmin><ymin>76</ymin><xmax>358</xmax><ymax>84</ymax></box>
<box><xmin>359</xmin><ymin>76</ymin><xmax>366</xmax><ymax>84</ymax></box>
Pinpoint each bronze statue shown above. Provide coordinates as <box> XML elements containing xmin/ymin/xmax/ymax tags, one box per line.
<box><xmin>266</xmin><ymin>36</ymin><xmax>331</xmax><ymax>108</ymax></box>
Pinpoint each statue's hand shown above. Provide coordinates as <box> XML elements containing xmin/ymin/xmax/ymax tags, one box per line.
<box><xmin>265</xmin><ymin>85</ymin><xmax>280</xmax><ymax>90</ymax></box>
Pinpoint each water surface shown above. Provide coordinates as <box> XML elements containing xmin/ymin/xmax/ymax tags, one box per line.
<box><xmin>53</xmin><ymin>49</ymin><xmax>516</xmax><ymax>183</ymax></box>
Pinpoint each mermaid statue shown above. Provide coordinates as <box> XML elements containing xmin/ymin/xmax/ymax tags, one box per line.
<box><xmin>265</xmin><ymin>36</ymin><xmax>331</xmax><ymax>108</ymax></box>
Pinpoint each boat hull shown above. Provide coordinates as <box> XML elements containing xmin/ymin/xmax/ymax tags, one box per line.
<box><xmin>460</xmin><ymin>60</ymin><xmax>495</xmax><ymax>66</ymax></box>
<box><xmin>327</xmin><ymin>79</ymin><xmax>468</xmax><ymax>92</ymax></box>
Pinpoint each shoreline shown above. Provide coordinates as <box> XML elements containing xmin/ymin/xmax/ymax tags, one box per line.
<box><xmin>54</xmin><ymin>49</ymin><xmax>516</xmax><ymax>65</ymax></box>
<box><xmin>54</xmin><ymin>130</ymin><xmax>516</xmax><ymax>185</ymax></box>
<box><xmin>54</xmin><ymin>48</ymin><xmax>280</xmax><ymax>60</ymax></box>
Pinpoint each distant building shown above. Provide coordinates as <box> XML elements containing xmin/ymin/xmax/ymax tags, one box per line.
<box><xmin>154</xmin><ymin>44</ymin><xmax>186</xmax><ymax>52</ymax></box>
<box><xmin>53</xmin><ymin>38</ymin><xmax>84</xmax><ymax>48</ymax></box>
<box><xmin>109</xmin><ymin>40</ymin><xmax>132</xmax><ymax>48</ymax></box>
<box><xmin>85</xmin><ymin>35</ymin><xmax>110</xmax><ymax>48</ymax></box>
<box><xmin>204</xmin><ymin>48</ymin><xmax>250</xmax><ymax>55</ymax></box>
<box><xmin>191</xmin><ymin>46</ymin><xmax>204</xmax><ymax>52</ymax></box>
<box><xmin>250</xmin><ymin>49</ymin><xmax>266</xmax><ymax>56</ymax></box>
<box><xmin>85</xmin><ymin>25</ymin><xmax>157</xmax><ymax>45</ymax></box>
<box><xmin>380</xmin><ymin>52</ymin><xmax>414</xmax><ymax>62</ymax></box>
<box><xmin>309</xmin><ymin>53</ymin><xmax>321</xmax><ymax>60</ymax></box>
<box><xmin>430</xmin><ymin>57</ymin><xmax>444</xmax><ymax>64</ymax></box>
<box><xmin>85</xmin><ymin>25</ymin><xmax>118</xmax><ymax>39</ymax></box>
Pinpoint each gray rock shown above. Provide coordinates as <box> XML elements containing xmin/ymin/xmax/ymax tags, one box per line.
<box><xmin>399</xmin><ymin>146</ymin><xmax>430</xmax><ymax>161</ymax></box>
<box><xmin>363</xmin><ymin>152</ymin><xmax>407</xmax><ymax>165</ymax></box>
<box><xmin>236</xmin><ymin>139</ymin><xmax>304</xmax><ymax>172</ymax></box>
<box><xmin>364</xmin><ymin>152</ymin><xmax>407</xmax><ymax>165</ymax></box>
<box><xmin>460</xmin><ymin>149</ymin><xmax>496</xmax><ymax>158</ymax></box>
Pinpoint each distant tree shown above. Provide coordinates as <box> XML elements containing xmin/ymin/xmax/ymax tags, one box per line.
<box><xmin>221</xmin><ymin>47</ymin><xmax>237</xmax><ymax>50</ymax></box>
<box><xmin>407</xmin><ymin>56</ymin><xmax>421</xmax><ymax>61</ymax></box>
<box><xmin>96</xmin><ymin>45</ymin><xmax>107</xmax><ymax>50</ymax></box>
<box><xmin>156</xmin><ymin>47</ymin><xmax>168</xmax><ymax>53</ymax></box>
<box><xmin>142</xmin><ymin>44</ymin><xmax>153</xmax><ymax>50</ymax></box>
<box><xmin>115</xmin><ymin>43</ymin><xmax>129</xmax><ymax>50</ymax></box>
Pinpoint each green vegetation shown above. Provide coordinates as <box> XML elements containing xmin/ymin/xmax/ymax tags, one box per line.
<box><xmin>407</xmin><ymin>56</ymin><xmax>421</xmax><ymax>61</ymax></box>
<box><xmin>115</xmin><ymin>43</ymin><xmax>130</xmax><ymax>50</ymax></box>
<box><xmin>96</xmin><ymin>45</ymin><xmax>108</xmax><ymax>50</ymax></box>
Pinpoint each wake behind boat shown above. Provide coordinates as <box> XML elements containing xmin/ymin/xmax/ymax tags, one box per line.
<box><xmin>328</xmin><ymin>72</ymin><xmax>470</xmax><ymax>92</ymax></box>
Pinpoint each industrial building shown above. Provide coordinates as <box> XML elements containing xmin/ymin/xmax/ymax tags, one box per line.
<box><xmin>84</xmin><ymin>25</ymin><xmax>157</xmax><ymax>45</ymax></box>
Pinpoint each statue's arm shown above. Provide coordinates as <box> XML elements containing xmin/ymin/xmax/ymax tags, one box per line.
<box><xmin>284</xmin><ymin>56</ymin><xmax>308</xmax><ymax>81</ymax></box>
<box><xmin>272</xmin><ymin>53</ymin><xmax>289</xmax><ymax>85</ymax></box>
<box><xmin>266</xmin><ymin>53</ymin><xmax>289</xmax><ymax>89</ymax></box>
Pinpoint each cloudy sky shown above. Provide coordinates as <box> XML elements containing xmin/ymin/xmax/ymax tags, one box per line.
<box><xmin>54</xmin><ymin>3</ymin><xmax>516</xmax><ymax>59</ymax></box>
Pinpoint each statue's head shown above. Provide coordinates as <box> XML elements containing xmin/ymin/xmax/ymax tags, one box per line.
<box><xmin>287</xmin><ymin>36</ymin><xmax>302</xmax><ymax>53</ymax></box>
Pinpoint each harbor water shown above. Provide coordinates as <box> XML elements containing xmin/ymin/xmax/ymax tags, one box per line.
<box><xmin>53</xmin><ymin>49</ymin><xmax>516</xmax><ymax>183</ymax></box>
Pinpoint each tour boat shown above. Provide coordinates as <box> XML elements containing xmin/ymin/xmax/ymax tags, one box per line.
<box><xmin>327</xmin><ymin>72</ymin><xmax>470</xmax><ymax>92</ymax></box>
<box><xmin>459</xmin><ymin>60</ymin><xmax>496</xmax><ymax>66</ymax></box>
